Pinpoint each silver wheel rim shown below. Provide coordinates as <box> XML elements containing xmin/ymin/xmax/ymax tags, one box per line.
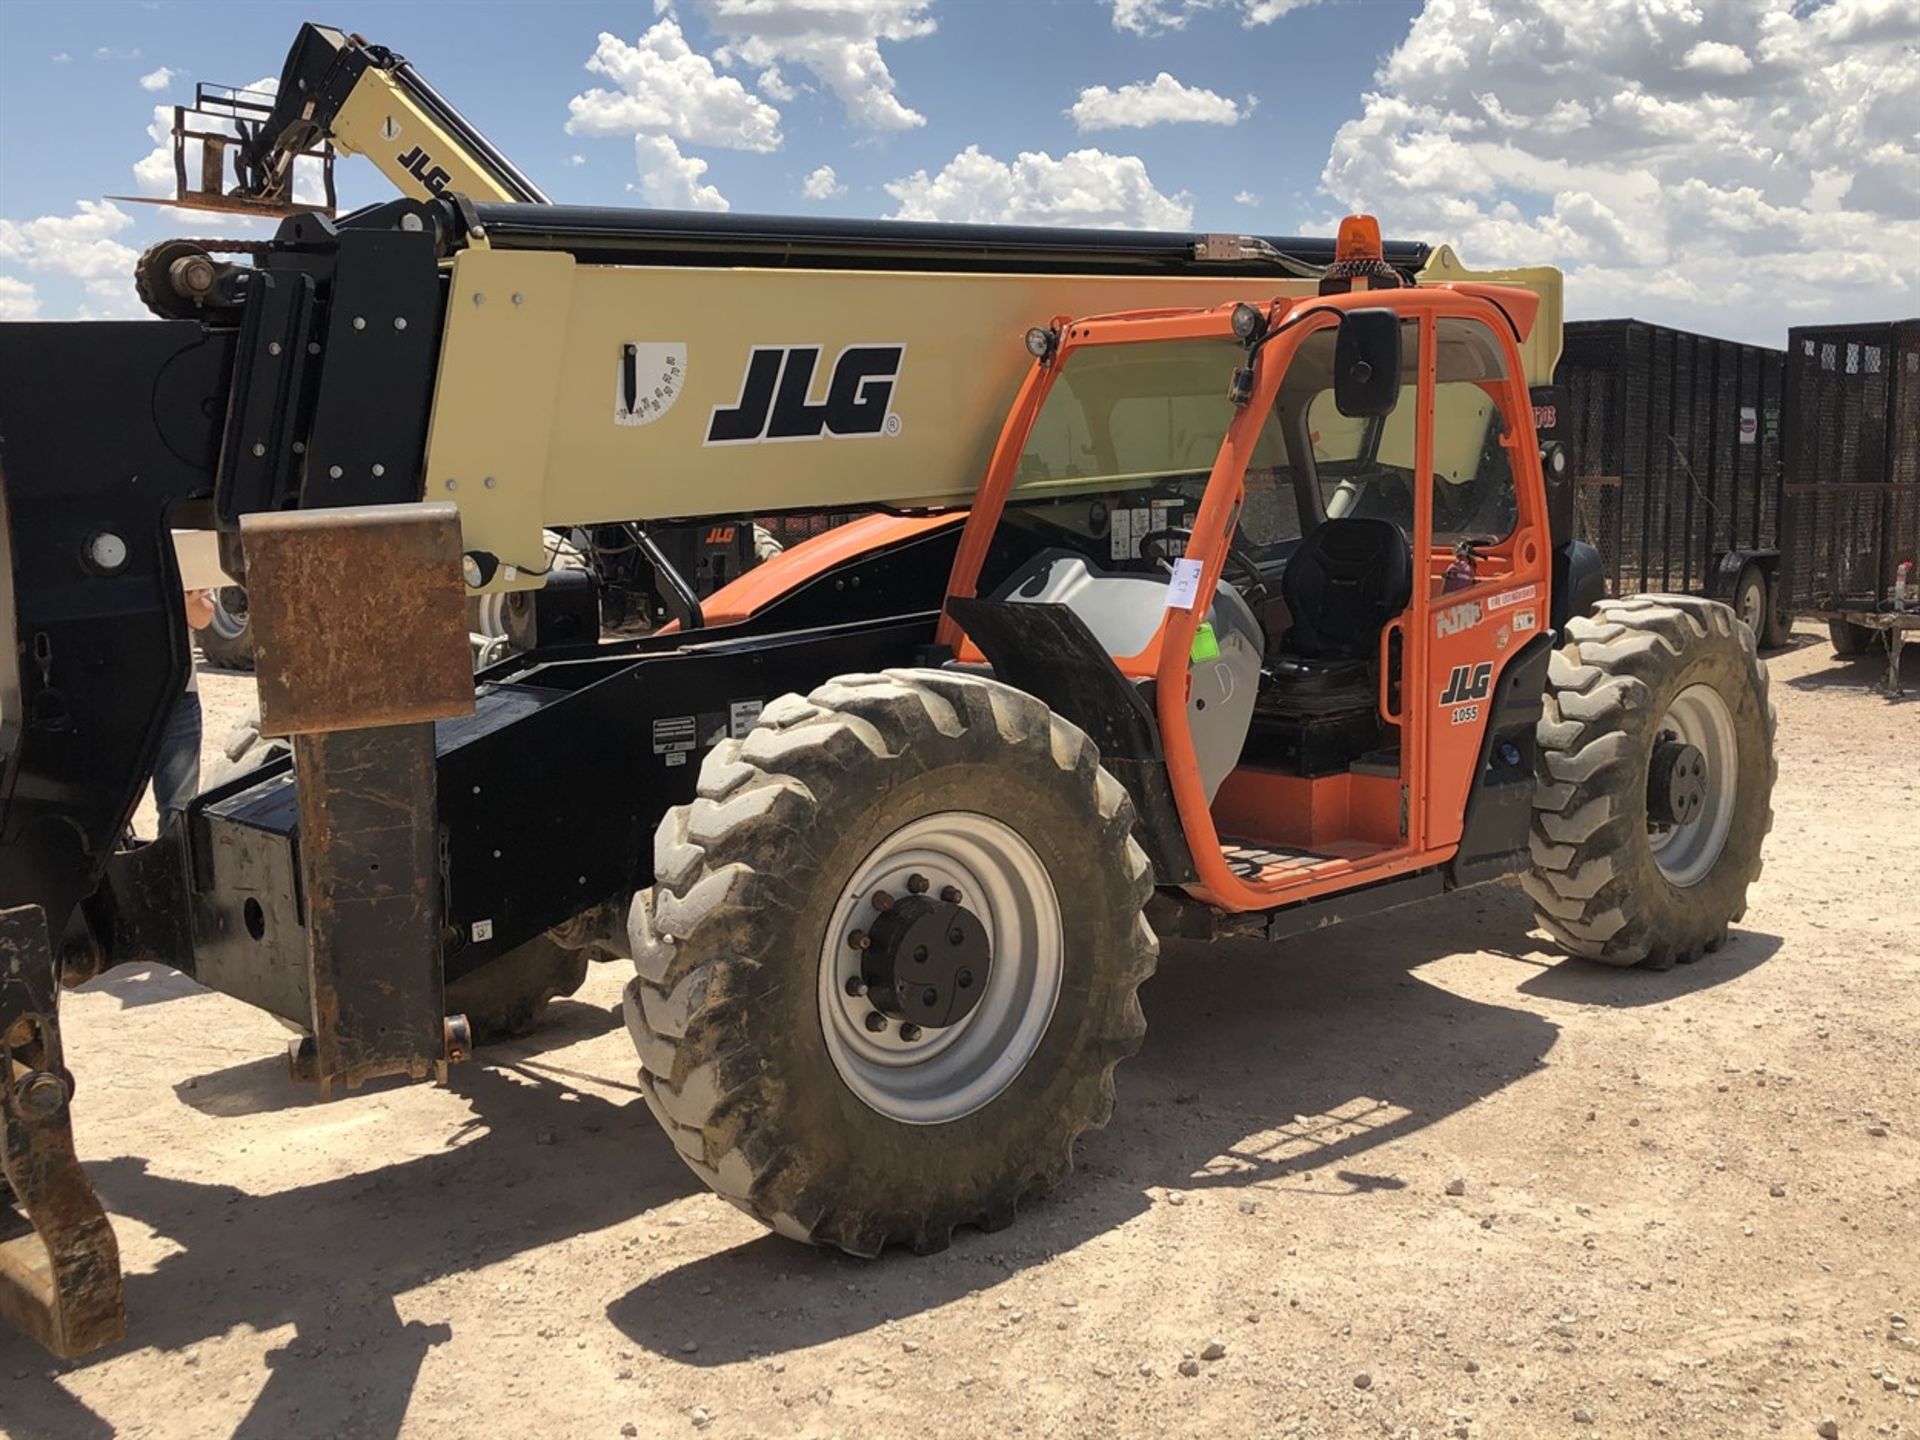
<box><xmin>818</xmin><ymin>812</ymin><xmax>1063</xmax><ymax>1126</ymax></box>
<box><xmin>207</xmin><ymin>592</ymin><xmax>248</xmax><ymax>641</ymax></box>
<box><xmin>1648</xmin><ymin>683</ymin><xmax>1739</xmax><ymax>887</ymax></box>
<box><xmin>1735</xmin><ymin>576</ymin><xmax>1764</xmax><ymax>635</ymax></box>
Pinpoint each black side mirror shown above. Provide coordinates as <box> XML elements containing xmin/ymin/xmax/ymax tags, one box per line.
<box><xmin>1334</xmin><ymin>308</ymin><xmax>1402</xmax><ymax>418</ymax></box>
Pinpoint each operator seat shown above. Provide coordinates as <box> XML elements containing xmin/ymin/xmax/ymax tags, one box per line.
<box><xmin>1264</xmin><ymin>516</ymin><xmax>1413</xmax><ymax>707</ymax></box>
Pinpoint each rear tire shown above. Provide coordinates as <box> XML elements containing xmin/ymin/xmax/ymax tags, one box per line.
<box><xmin>626</xmin><ymin>669</ymin><xmax>1156</xmax><ymax>1255</ymax></box>
<box><xmin>1523</xmin><ymin>595</ymin><xmax>1775</xmax><ymax>969</ymax></box>
<box><xmin>193</xmin><ymin>586</ymin><xmax>254</xmax><ymax>672</ymax></box>
<box><xmin>1829</xmin><ymin>618</ymin><xmax>1878</xmax><ymax>657</ymax></box>
<box><xmin>447</xmin><ymin>937</ymin><xmax>591</xmax><ymax>1043</ymax></box>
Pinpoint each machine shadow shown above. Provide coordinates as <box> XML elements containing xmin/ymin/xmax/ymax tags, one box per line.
<box><xmin>605</xmin><ymin>879</ymin><xmax>1765</xmax><ymax>1365</ymax></box>
<box><xmin>1784</xmin><ymin>643</ymin><xmax>1918</xmax><ymax>695</ymax></box>
<box><xmin>1515</xmin><ymin>930</ymin><xmax>1780</xmax><ymax>1006</ymax></box>
<box><xmin>0</xmin><ymin>998</ymin><xmax>694</xmax><ymax>1440</ymax></box>
<box><xmin>169</xmin><ymin>996</ymin><xmax>625</xmax><ymax>1118</ymax></box>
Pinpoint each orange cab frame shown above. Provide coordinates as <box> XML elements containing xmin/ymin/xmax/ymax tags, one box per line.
<box><xmin>937</xmin><ymin>281</ymin><xmax>1553</xmax><ymax>915</ymax></box>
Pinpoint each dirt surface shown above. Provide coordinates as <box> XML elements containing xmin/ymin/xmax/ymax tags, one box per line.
<box><xmin>4</xmin><ymin>627</ymin><xmax>1915</xmax><ymax>1440</ymax></box>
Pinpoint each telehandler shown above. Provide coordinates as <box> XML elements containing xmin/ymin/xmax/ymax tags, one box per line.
<box><xmin>0</xmin><ymin>181</ymin><xmax>1773</xmax><ymax>1357</ymax></box>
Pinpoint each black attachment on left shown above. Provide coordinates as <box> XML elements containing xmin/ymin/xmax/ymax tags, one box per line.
<box><xmin>0</xmin><ymin>905</ymin><xmax>126</xmax><ymax>1360</ymax></box>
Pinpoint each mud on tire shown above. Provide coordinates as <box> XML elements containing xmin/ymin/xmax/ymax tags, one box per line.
<box><xmin>1523</xmin><ymin>595</ymin><xmax>1776</xmax><ymax>968</ymax></box>
<box><xmin>625</xmin><ymin>668</ymin><xmax>1157</xmax><ymax>1256</ymax></box>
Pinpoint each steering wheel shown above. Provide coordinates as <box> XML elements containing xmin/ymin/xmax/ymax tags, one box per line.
<box><xmin>1137</xmin><ymin>527</ymin><xmax>1270</xmax><ymax>606</ymax></box>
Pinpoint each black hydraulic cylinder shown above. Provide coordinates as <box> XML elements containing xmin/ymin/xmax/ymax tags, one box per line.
<box><xmin>462</xmin><ymin>202</ymin><xmax>1433</xmax><ymax>277</ymax></box>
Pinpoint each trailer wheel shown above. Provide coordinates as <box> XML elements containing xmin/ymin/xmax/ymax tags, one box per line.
<box><xmin>1760</xmin><ymin>593</ymin><xmax>1794</xmax><ymax>650</ymax></box>
<box><xmin>1522</xmin><ymin>595</ymin><xmax>1775</xmax><ymax>969</ymax></box>
<box><xmin>193</xmin><ymin>586</ymin><xmax>255</xmax><ymax>672</ymax></box>
<box><xmin>751</xmin><ymin>524</ymin><xmax>783</xmax><ymax>563</ymax></box>
<box><xmin>626</xmin><ymin>669</ymin><xmax>1156</xmax><ymax>1255</ymax></box>
<box><xmin>1731</xmin><ymin>567</ymin><xmax>1768</xmax><ymax>643</ymax></box>
<box><xmin>1829</xmin><ymin>618</ymin><xmax>1879</xmax><ymax>657</ymax></box>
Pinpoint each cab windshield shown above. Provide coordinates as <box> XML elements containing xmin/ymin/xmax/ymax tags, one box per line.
<box><xmin>1012</xmin><ymin>339</ymin><xmax>1286</xmax><ymax>498</ymax></box>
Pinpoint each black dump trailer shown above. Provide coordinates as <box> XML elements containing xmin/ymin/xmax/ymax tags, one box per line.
<box><xmin>1555</xmin><ymin>319</ymin><xmax>1791</xmax><ymax>646</ymax></box>
<box><xmin>1778</xmin><ymin>319</ymin><xmax>1920</xmax><ymax>687</ymax></box>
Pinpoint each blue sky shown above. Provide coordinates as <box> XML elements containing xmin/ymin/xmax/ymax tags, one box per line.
<box><xmin>1</xmin><ymin>1</ymin><xmax>1914</xmax><ymax>343</ymax></box>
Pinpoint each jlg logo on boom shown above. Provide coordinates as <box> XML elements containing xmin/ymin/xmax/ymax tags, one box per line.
<box><xmin>706</xmin><ymin>345</ymin><xmax>904</xmax><ymax>446</ymax></box>
<box><xmin>396</xmin><ymin>144</ymin><xmax>451</xmax><ymax>197</ymax></box>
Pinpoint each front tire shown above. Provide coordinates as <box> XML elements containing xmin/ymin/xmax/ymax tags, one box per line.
<box><xmin>626</xmin><ymin>669</ymin><xmax>1156</xmax><ymax>1255</ymax></box>
<box><xmin>1523</xmin><ymin>595</ymin><xmax>1775</xmax><ymax>968</ymax></box>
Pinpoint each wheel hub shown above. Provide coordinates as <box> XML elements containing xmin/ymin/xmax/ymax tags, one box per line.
<box><xmin>861</xmin><ymin>892</ymin><xmax>992</xmax><ymax>1029</ymax></box>
<box><xmin>1647</xmin><ymin>736</ymin><xmax>1708</xmax><ymax>830</ymax></box>
<box><xmin>818</xmin><ymin>812</ymin><xmax>1063</xmax><ymax>1126</ymax></box>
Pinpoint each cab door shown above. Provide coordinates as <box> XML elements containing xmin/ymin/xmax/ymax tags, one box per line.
<box><xmin>1418</xmin><ymin>313</ymin><xmax>1553</xmax><ymax>857</ymax></box>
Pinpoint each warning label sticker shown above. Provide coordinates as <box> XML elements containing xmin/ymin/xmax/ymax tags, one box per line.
<box><xmin>729</xmin><ymin>699</ymin><xmax>764</xmax><ymax>737</ymax></box>
<box><xmin>652</xmin><ymin>715</ymin><xmax>697</xmax><ymax>767</ymax></box>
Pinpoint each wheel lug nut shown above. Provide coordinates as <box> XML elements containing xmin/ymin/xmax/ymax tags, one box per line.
<box><xmin>845</xmin><ymin>975</ymin><xmax>867</xmax><ymax>997</ymax></box>
<box><xmin>922</xmin><ymin>987</ymin><xmax>938</xmax><ymax>1007</ymax></box>
<box><xmin>940</xmin><ymin>886</ymin><xmax>962</xmax><ymax>905</ymax></box>
<box><xmin>864</xmin><ymin>1011</ymin><xmax>888</xmax><ymax>1034</ymax></box>
<box><xmin>900</xmin><ymin>1023</ymin><xmax>922</xmax><ymax>1042</ymax></box>
<box><xmin>848</xmin><ymin>929</ymin><xmax>870</xmax><ymax>950</ymax></box>
<box><xmin>907</xmin><ymin>873</ymin><xmax>930</xmax><ymax>895</ymax></box>
<box><xmin>871</xmin><ymin>891</ymin><xmax>893</xmax><ymax>913</ymax></box>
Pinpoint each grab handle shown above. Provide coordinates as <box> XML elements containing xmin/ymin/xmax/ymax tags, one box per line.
<box><xmin>1378</xmin><ymin>618</ymin><xmax>1404</xmax><ymax>725</ymax></box>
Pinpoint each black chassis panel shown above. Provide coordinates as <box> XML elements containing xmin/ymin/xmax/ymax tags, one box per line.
<box><xmin>0</xmin><ymin>321</ymin><xmax>233</xmax><ymax>936</ymax></box>
<box><xmin>178</xmin><ymin>612</ymin><xmax>938</xmax><ymax>1008</ymax></box>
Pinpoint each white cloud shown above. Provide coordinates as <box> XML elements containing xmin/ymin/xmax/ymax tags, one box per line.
<box><xmin>802</xmin><ymin>163</ymin><xmax>846</xmax><ymax>199</ymax></box>
<box><xmin>1234</xmin><ymin>189</ymin><xmax>1260</xmax><ymax>207</ymax></box>
<box><xmin>1316</xmin><ymin>0</ymin><xmax>1920</xmax><ymax>340</ymax></box>
<box><xmin>80</xmin><ymin>275</ymin><xmax>147</xmax><ymax>321</ymax></box>
<box><xmin>0</xmin><ymin>201</ymin><xmax>140</xmax><ymax>281</ymax></box>
<box><xmin>1070</xmin><ymin>73</ymin><xmax>1244</xmax><ymax>130</ymax></box>
<box><xmin>1682</xmin><ymin>40</ymin><xmax>1753</xmax><ymax>76</ymax></box>
<box><xmin>630</xmin><ymin>135</ymin><xmax>730</xmax><ymax>211</ymax></box>
<box><xmin>1107</xmin><ymin>0</ymin><xmax>1317</xmax><ymax>33</ymax></box>
<box><xmin>757</xmin><ymin>65</ymin><xmax>796</xmax><ymax>102</ymax></box>
<box><xmin>885</xmin><ymin>145</ymin><xmax>1192</xmax><ymax>229</ymax></box>
<box><xmin>51</xmin><ymin>51</ymin><xmax>72</xmax><ymax>64</ymax></box>
<box><xmin>698</xmin><ymin>0</ymin><xmax>935</xmax><ymax>131</ymax></box>
<box><xmin>568</xmin><ymin>23</ymin><xmax>782</xmax><ymax>151</ymax></box>
<box><xmin>566</xmin><ymin>154</ymin><xmax>586</xmax><ymax>167</ymax></box>
<box><xmin>138</xmin><ymin>66</ymin><xmax>176</xmax><ymax>92</ymax></box>
<box><xmin>0</xmin><ymin>276</ymin><xmax>39</xmax><ymax>320</ymax></box>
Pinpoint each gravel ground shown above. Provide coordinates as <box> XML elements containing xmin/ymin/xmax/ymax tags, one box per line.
<box><xmin>3</xmin><ymin>623</ymin><xmax>1915</xmax><ymax>1440</ymax></box>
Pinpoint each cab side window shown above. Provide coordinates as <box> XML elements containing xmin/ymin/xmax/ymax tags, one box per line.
<box><xmin>1431</xmin><ymin>317</ymin><xmax>1520</xmax><ymax>545</ymax></box>
<box><xmin>1301</xmin><ymin>319</ymin><xmax>1423</xmax><ymax>536</ymax></box>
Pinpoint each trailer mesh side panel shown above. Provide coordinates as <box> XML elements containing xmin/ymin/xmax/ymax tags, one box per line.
<box><xmin>1561</xmin><ymin>320</ymin><xmax>1783</xmax><ymax>598</ymax></box>
<box><xmin>1780</xmin><ymin>320</ymin><xmax>1920</xmax><ymax>610</ymax></box>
